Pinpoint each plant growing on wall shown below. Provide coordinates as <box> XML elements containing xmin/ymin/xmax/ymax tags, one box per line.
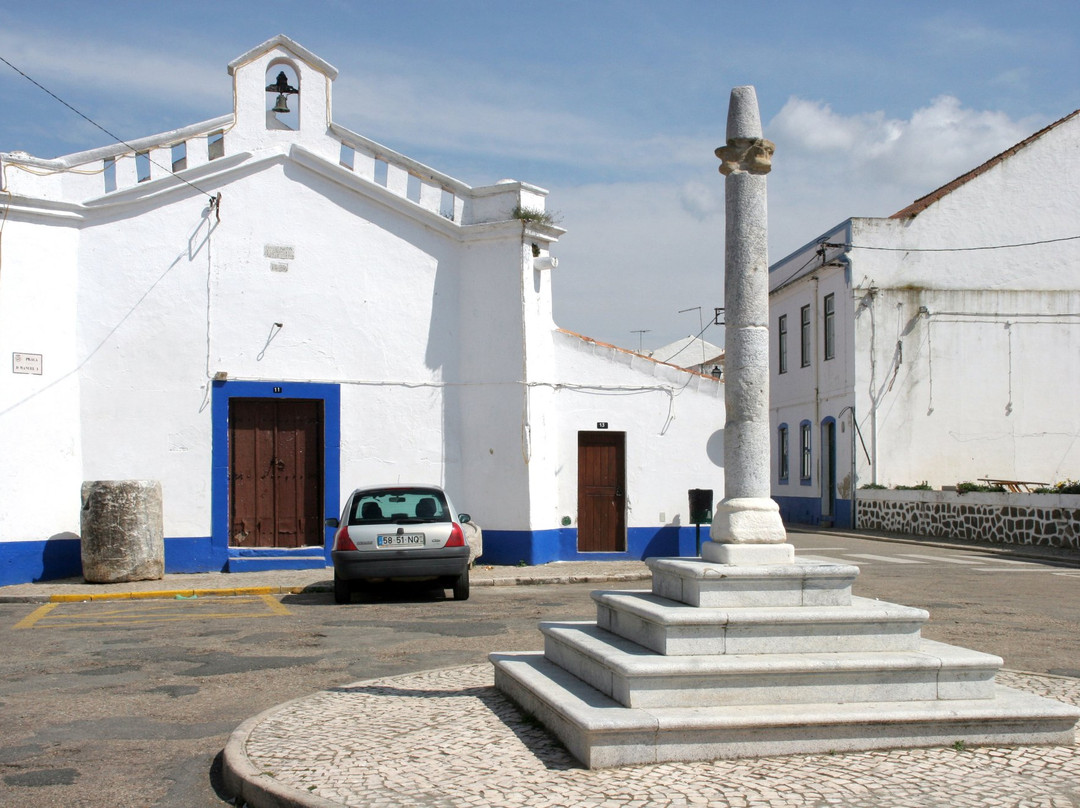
<box><xmin>511</xmin><ymin>205</ymin><xmax>560</xmax><ymax>226</ymax></box>
<box><xmin>956</xmin><ymin>481</ymin><xmax>1005</xmax><ymax>494</ymax></box>
<box><xmin>1034</xmin><ymin>479</ymin><xmax>1080</xmax><ymax>494</ymax></box>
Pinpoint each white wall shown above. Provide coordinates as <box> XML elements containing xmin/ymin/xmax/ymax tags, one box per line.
<box><xmin>0</xmin><ymin>218</ymin><xmax>83</xmax><ymax>541</ymax></box>
<box><xmin>768</xmin><ymin>113</ymin><xmax>1080</xmax><ymax>499</ymax></box>
<box><xmin>0</xmin><ymin>36</ymin><xmax>729</xmax><ymax>566</ymax></box>
<box><xmin>549</xmin><ymin>333</ymin><xmax>725</xmax><ymax>531</ymax></box>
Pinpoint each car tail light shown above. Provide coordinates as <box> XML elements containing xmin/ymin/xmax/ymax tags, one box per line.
<box><xmin>334</xmin><ymin>525</ymin><xmax>358</xmax><ymax>552</ymax></box>
<box><xmin>445</xmin><ymin>522</ymin><xmax>465</xmax><ymax>547</ymax></box>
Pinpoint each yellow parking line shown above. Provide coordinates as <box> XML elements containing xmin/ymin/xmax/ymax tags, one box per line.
<box><xmin>49</xmin><ymin>585</ymin><xmax>287</xmax><ymax>602</ymax></box>
<box><xmin>13</xmin><ymin>602</ymin><xmax>58</xmax><ymax>629</ymax></box>
<box><xmin>259</xmin><ymin>593</ymin><xmax>292</xmax><ymax>615</ymax></box>
<box><xmin>15</xmin><ymin>595</ymin><xmax>290</xmax><ymax>629</ymax></box>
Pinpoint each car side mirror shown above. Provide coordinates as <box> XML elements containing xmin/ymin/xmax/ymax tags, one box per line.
<box><xmin>458</xmin><ymin>513</ymin><xmax>471</xmax><ymax>524</ymax></box>
<box><xmin>324</xmin><ymin>518</ymin><xmax>339</xmax><ymax>528</ymax></box>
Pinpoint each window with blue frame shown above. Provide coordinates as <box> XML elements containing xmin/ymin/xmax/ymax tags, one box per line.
<box><xmin>800</xmin><ymin>420</ymin><xmax>812</xmax><ymax>482</ymax></box>
<box><xmin>778</xmin><ymin>424</ymin><xmax>789</xmax><ymax>482</ymax></box>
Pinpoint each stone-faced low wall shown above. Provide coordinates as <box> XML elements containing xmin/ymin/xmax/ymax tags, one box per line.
<box><xmin>856</xmin><ymin>490</ymin><xmax>1080</xmax><ymax>551</ymax></box>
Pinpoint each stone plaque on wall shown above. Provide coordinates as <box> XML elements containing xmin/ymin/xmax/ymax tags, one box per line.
<box><xmin>12</xmin><ymin>353</ymin><xmax>42</xmax><ymax>375</ymax></box>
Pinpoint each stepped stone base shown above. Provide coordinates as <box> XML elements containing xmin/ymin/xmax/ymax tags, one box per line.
<box><xmin>490</xmin><ymin>555</ymin><xmax>1079</xmax><ymax>769</ymax></box>
<box><xmin>493</xmin><ymin>652</ymin><xmax>1078</xmax><ymax>769</ymax></box>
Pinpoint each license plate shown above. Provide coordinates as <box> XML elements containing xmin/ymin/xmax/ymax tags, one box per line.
<box><xmin>376</xmin><ymin>533</ymin><xmax>426</xmax><ymax>547</ymax></box>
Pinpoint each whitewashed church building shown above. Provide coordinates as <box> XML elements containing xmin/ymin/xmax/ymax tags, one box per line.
<box><xmin>0</xmin><ymin>36</ymin><xmax>725</xmax><ymax>585</ymax></box>
<box><xmin>769</xmin><ymin>109</ymin><xmax>1080</xmax><ymax>528</ymax></box>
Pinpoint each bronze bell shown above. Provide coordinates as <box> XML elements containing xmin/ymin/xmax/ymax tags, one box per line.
<box><xmin>266</xmin><ymin>71</ymin><xmax>298</xmax><ymax>114</ymax></box>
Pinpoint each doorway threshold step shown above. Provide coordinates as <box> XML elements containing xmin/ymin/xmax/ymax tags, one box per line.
<box><xmin>226</xmin><ymin>555</ymin><xmax>327</xmax><ymax>573</ymax></box>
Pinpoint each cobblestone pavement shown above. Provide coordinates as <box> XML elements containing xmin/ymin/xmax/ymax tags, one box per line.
<box><xmin>227</xmin><ymin>665</ymin><xmax>1080</xmax><ymax>808</ymax></box>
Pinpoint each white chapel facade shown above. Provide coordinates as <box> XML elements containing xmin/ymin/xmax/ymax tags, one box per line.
<box><xmin>0</xmin><ymin>36</ymin><xmax>726</xmax><ymax>585</ymax></box>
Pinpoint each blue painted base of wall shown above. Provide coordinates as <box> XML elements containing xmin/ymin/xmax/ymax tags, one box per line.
<box><xmin>3</xmin><ymin>525</ymin><xmax>719</xmax><ymax>586</ymax></box>
<box><xmin>166</xmin><ymin>537</ymin><xmax>226</xmax><ymax>574</ymax></box>
<box><xmin>0</xmin><ymin>537</ymin><xmax>82</xmax><ymax>587</ymax></box>
<box><xmin>479</xmin><ymin>526</ymin><xmax>705</xmax><ymax>566</ymax></box>
<box><xmin>774</xmin><ymin>496</ymin><xmax>853</xmax><ymax>529</ymax></box>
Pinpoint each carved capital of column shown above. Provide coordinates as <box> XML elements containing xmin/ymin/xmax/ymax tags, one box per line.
<box><xmin>715</xmin><ymin>137</ymin><xmax>775</xmax><ymax>176</ymax></box>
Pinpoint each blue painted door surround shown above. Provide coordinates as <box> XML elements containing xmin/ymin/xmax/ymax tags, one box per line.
<box><xmin>211</xmin><ymin>380</ymin><xmax>340</xmax><ymax>569</ymax></box>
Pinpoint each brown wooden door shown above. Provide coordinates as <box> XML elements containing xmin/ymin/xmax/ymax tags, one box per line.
<box><xmin>577</xmin><ymin>431</ymin><xmax>626</xmax><ymax>552</ymax></box>
<box><xmin>229</xmin><ymin>398</ymin><xmax>323</xmax><ymax>548</ymax></box>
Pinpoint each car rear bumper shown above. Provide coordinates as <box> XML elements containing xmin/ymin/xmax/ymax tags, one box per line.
<box><xmin>332</xmin><ymin>546</ymin><xmax>470</xmax><ymax>581</ymax></box>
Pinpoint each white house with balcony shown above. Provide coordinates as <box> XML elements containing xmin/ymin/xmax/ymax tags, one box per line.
<box><xmin>769</xmin><ymin>109</ymin><xmax>1080</xmax><ymax>528</ymax></box>
<box><xmin>0</xmin><ymin>36</ymin><xmax>726</xmax><ymax>586</ymax></box>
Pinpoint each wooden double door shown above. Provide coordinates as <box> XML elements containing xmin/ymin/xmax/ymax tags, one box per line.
<box><xmin>577</xmin><ymin>431</ymin><xmax>626</xmax><ymax>552</ymax></box>
<box><xmin>229</xmin><ymin>398</ymin><xmax>324</xmax><ymax>548</ymax></box>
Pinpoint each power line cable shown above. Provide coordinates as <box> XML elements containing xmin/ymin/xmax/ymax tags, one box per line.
<box><xmin>0</xmin><ymin>53</ymin><xmax>216</xmax><ymax>202</ymax></box>
<box><xmin>825</xmin><ymin>234</ymin><xmax>1080</xmax><ymax>253</ymax></box>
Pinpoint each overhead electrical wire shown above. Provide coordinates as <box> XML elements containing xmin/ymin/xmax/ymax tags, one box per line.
<box><xmin>0</xmin><ymin>53</ymin><xmax>217</xmax><ymax>203</ymax></box>
<box><xmin>824</xmin><ymin>234</ymin><xmax>1080</xmax><ymax>253</ymax></box>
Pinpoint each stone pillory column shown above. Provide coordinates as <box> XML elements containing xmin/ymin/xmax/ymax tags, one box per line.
<box><xmin>704</xmin><ymin>86</ymin><xmax>794</xmax><ymax>566</ymax></box>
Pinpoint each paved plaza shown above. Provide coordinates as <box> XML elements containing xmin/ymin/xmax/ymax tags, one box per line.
<box><xmin>226</xmin><ymin>664</ymin><xmax>1080</xmax><ymax>808</ymax></box>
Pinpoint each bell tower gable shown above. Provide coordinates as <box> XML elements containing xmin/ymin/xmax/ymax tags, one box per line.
<box><xmin>226</xmin><ymin>35</ymin><xmax>338</xmax><ymax>146</ymax></box>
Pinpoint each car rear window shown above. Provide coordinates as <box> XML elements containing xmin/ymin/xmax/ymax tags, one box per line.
<box><xmin>347</xmin><ymin>488</ymin><xmax>450</xmax><ymax>525</ymax></box>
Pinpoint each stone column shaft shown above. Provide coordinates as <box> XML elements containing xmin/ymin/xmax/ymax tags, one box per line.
<box><xmin>704</xmin><ymin>86</ymin><xmax>792</xmax><ymax>566</ymax></box>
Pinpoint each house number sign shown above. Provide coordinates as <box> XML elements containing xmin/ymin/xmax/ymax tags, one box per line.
<box><xmin>596</xmin><ymin>422</ymin><xmax>609</xmax><ymax>429</ymax></box>
<box><xmin>12</xmin><ymin>353</ymin><xmax>42</xmax><ymax>375</ymax></box>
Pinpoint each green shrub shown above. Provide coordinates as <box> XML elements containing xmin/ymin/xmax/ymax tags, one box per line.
<box><xmin>859</xmin><ymin>483</ymin><xmax>886</xmax><ymax>490</ymax></box>
<box><xmin>894</xmin><ymin>481</ymin><xmax>932</xmax><ymax>491</ymax></box>
<box><xmin>956</xmin><ymin>481</ymin><xmax>1004</xmax><ymax>494</ymax></box>
<box><xmin>511</xmin><ymin>205</ymin><xmax>560</xmax><ymax>226</ymax></box>
<box><xmin>1034</xmin><ymin>479</ymin><xmax>1080</xmax><ymax>495</ymax></box>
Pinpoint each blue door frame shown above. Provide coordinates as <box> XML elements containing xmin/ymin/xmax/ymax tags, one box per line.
<box><xmin>211</xmin><ymin>380</ymin><xmax>340</xmax><ymax>568</ymax></box>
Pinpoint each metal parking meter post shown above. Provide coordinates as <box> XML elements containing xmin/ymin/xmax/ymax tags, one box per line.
<box><xmin>688</xmin><ymin>489</ymin><xmax>713</xmax><ymax>557</ymax></box>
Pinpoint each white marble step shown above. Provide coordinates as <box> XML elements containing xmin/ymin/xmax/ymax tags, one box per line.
<box><xmin>593</xmin><ymin>591</ymin><xmax>927</xmax><ymax>655</ymax></box>
<box><xmin>647</xmin><ymin>557</ymin><xmax>859</xmax><ymax>608</ymax></box>
<box><xmin>490</xmin><ymin>651</ymin><xmax>1080</xmax><ymax>769</ymax></box>
<box><xmin>541</xmin><ymin>622</ymin><xmax>1000</xmax><ymax>709</ymax></box>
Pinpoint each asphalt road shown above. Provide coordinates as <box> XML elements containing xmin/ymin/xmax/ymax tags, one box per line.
<box><xmin>0</xmin><ymin>532</ymin><xmax>1076</xmax><ymax>807</ymax></box>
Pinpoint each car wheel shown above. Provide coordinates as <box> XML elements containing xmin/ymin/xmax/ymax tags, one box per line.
<box><xmin>452</xmin><ymin>570</ymin><xmax>470</xmax><ymax>601</ymax></box>
<box><xmin>333</xmin><ymin>575</ymin><xmax>352</xmax><ymax>604</ymax></box>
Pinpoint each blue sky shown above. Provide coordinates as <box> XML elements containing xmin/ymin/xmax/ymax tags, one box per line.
<box><xmin>3</xmin><ymin>1</ymin><xmax>1079</xmax><ymax>349</ymax></box>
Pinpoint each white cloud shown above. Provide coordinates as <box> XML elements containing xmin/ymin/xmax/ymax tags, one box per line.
<box><xmin>0</xmin><ymin>28</ymin><xmax>226</xmax><ymax>108</ymax></box>
<box><xmin>552</xmin><ymin>95</ymin><xmax>1050</xmax><ymax>347</ymax></box>
<box><xmin>678</xmin><ymin>180</ymin><xmax>721</xmax><ymax>221</ymax></box>
<box><xmin>765</xmin><ymin>95</ymin><xmax>1044</xmax><ymax>258</ymax></box>
<box><xmin>551</xmin><ymin>181</ymin><xmax>726</xmax><ymax>350</ymax></box>
<box><xmin>771</xmin><ymin>95</ymin><xmax>1038</xmax><ymax>188</ymax></box>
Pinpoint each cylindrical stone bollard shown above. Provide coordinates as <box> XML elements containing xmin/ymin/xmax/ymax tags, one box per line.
<box><xmin>80</xmin><ymin>480</ymin><xmax>165</xmax><ymax>583</ymax></box>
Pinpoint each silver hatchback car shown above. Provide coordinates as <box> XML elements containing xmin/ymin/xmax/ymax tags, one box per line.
<box><xmin>326</xmin><ymin>485</ymin><xmax>471</xmax><ymax>604</ymax></box>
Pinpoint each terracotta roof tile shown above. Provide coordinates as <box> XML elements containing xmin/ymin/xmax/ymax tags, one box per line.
<box><xmin>556</xmin><ymin>329</ymin><xmax>720</xmax><ymax>380</ymax></box>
